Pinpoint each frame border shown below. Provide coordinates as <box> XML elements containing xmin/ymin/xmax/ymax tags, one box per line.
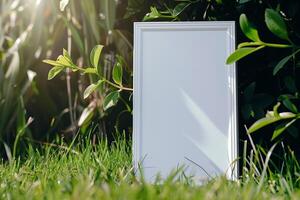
<box><xmin>133</xmin><ymin>21</ymin><xmax>238</xmax><ymax>180</ymax></box>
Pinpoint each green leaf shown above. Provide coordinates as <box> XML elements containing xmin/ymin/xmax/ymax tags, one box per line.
<box><xmin>143</xmin><ymin>7</ymin><xmax>175</xmax><ymax>21</ymax></box>
<box><xmin>48</xmin><ymin>66</ymin><xmax>64</xmax><ymax>80</ymax></box>
<box><xmin>44</xmin><ymin>55</ymin><xmax>74</xmax><ymax>69</ymax></box>
<box><xmin>84</xmin><ymin>84</ymin><xmax>98</xmax><ymax>99</ymax></box>
<box><xmin>143</xmin><ymin>7</ymin><xmax>161</xmax><ymax>21</ymax></box>
<box><xmin>239</xmin><ymin>14</ymin><xmax>261</xmax><ymax>42</ymax></box>
<box><xmin>83</xmin><ymin>80</ymin><xmax>104</xmax><ymax>99</ymax></box>
<box><xmin>60</xmin><ymin>0</ymin><xmax>69</xmax><ymax>11</ymax></box>
<box><xmin>63</xmin><ymin>49</ymin><xmax>72</xmax><ymax>63</ymax></box>
<box><xmin>78</xmin><ymin>105</ymin><xmax>95</xmax><ymax>127</ymax></box>
<box><xmin>90</xmin><ymin>45</ymin><xmax>104</xmax><ymax>68</ymax></box>
<box><xmin>103</xmin><ymin>91</ymin><xmax>120</xmax><ymax>110</ymax></box>
<box><xmin>248</xmin><ymin>111</ymin><xmax>296</xmax><ymax>134</ymax></box>
<box><xmin>226</xmin><ymin>46</ymin><xmax>265</xmax><ymax>64</ymax></box>
<box><xmin>43</xmin><ymin>60</ymin><xmax>65</xmax><ymax>67</ymax></box>
<box><xmin>272</xmin><ymin>119</ymin><xmax>297</xmax><ymax>141</ymax></box>
<box><xmin>283</xmin><ymin>99</ymin><xmax>298</xmax><ymax>113</ymax></box>
<box><xmin>112</xmin><ymin>61</ymin><xmax>123</xmax><ymax>85</ymax></box>
<box><xmin>116</xmin><ymin>55</ymin><xmax>127</xmax><ymax>69</ymax></box>
<box><xmin>57</xmin><ymin>55</ymin><xmax>72</xmax><ymax>67</ymax></box>
<box><xmin>273</xmin><ymin>49</ymin><xmax>300</xmax><ymax>75</ymax></box>
<box><xmin>265</xmin><ymin>8</ymin><xmax>289</xmax><ymax>41</ymax></box>
<box><xmin>248</xmin><ymin>116</ymin><xmax>280</xmax><ymax>134</ymax></box>
<box><xmin>273</xmin><ymin>54</ymin><xmax>293</xmax><ymax>75</ymax></box>
<box><xmin>172</xmin><ymin>2</ymin><xmax>191</xmax><ymax>17</ymax></box>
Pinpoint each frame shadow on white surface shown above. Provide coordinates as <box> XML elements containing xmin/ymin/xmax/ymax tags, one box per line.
<box><xmin>133</xmin><ymin>21</ymin><xmax>238</xmax><ymax>183</ymax></box>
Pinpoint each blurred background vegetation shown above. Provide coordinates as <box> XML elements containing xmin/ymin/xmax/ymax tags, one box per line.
<box><xmin>0</xmin><ymin>0</ymin><xmax>300</xmax><ymax>162</ymax></box>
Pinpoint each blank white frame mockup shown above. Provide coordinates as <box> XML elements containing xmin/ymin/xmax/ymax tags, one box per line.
<box><xmin>133</xmin><ymin>22</ymin><xmax>238</xmax><ymax>182</ymax></box>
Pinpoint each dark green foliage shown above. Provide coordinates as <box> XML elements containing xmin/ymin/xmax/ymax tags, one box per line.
<box><xmin>226</xmin><ymin>8</ymin><xmax>300</xmax><ymax>141</ymax></box>
<box><xmin>241</xmin><ymin>82</ymin><xmax>274</xmax><ymax>120</ymax></box>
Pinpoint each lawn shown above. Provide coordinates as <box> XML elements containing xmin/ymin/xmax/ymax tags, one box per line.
<box><xmin>0</xmin><ymin>136</ymin><xmax>298</xmax><ymax>200</ymax></box>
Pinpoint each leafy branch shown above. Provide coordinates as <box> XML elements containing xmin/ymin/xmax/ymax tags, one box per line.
<box><xmin>247</xmin><ymin>102</ymin><xmax>299</xmax><ymax>141</ymax></box>
<box><xmin>227</xmin><ymin>9</ymin><xmax>300</xmax><ymax>76</ymax></box>
<box><xmin>43</xmin><ymin>45</ymin><xmax>133</xmax><ymax>112</ymax></box>
<box><xmin>227</xmin><ymin>8</ymin><xmax>300</xmax><ymax>140</ymax></box>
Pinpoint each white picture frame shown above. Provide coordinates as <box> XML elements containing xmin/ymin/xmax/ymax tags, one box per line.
<box><xmin>133</xmin><ymin>22</ymin><xmax>238</xmax><ymax>183</ymax></box>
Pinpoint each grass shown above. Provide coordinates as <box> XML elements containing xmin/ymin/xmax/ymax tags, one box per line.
<box><xmin>0</xmin><ymin>135</ymin><xmax>300</xmax><ymax>200</ymax></box>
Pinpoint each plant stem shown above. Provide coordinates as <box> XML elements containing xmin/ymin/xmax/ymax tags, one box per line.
<box><xmin>104</xmin><ymin>79</ymin><xmax>133</xmax><ymax>92</ymax></box>
<box><xmin>263</xmin><ymin>43</ymin><xmax>293</xmax><ymax>48</ymax></box>
<box><xmin>73</xmin><ymin>67</ymin><xmax>133</xmax><ymax>91</ymax></box>
<box><xmin>239</xmin><ymin>42</ymin><xmax>293</xmax><ymax>48</ymax></box>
